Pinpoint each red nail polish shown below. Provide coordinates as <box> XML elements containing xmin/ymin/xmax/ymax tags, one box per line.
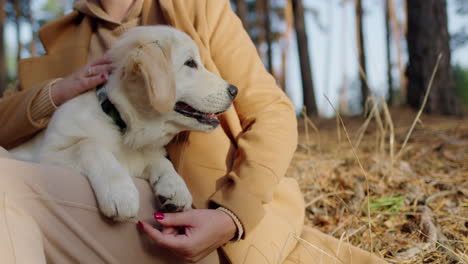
<box><xmin>137</xmin><ymin>221</ymin><xmax>144</xmax><ymax>229</ymax></box>
<box><xmin>101</xmin><ymin>74</ymin><xmax>106</xmax><ymax>79</ymax></box>
<box><xmin>154</xmin><ymin>212</ymin><xmax>165</xmax><ymax>220</ymax></box>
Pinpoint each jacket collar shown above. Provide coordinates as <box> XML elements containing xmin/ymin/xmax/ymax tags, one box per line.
<box><xmin>73</xmin><ymin>0</ymin><xmax>144</xmax><ymax>26</ymax></box>
<box><xmin>39</xmin><ymin>12</ymin><xmax>91</xmax><ymax>58</ymax></box>
<box><xmin>37</xmin><ymin>0</ymin><xmax>164</xmax><ymax>62</ymax></box>
<box><xmin>34</xmin><ymin>0</ymin><xmax>219</xmax><ymax>64</ymax></box>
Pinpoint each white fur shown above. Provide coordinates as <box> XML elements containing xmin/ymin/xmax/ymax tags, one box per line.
<box><xmin>11</xmin><ymin>26</ymin><xmax>235</xmax><ymax>221</ymax></box>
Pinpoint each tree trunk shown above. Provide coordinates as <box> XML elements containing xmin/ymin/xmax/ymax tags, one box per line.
<box><xmin>355</xmin><ymin>0</ymin><xmax>369</xmax><ymax>110</ymax></box>
<box><xmin>279</xmin><ymin>0</ymin><xmax>294</xmax><ymax>91</ymax></box>
<box><xmin>406</xmin><ymin>0</ymin><xmax>459</xmax><ymax>115</ymax></box>
<box><xmin>263</xmin><ymin>0</ymin><xmax>273</xmax><ymax>74</ymax></box>
<box><xmin>292</xmin><ymin>0</ymin><xmax>317</xmax><ymax>115</ymax></box>
<box><xmin>401</xmin><ymin>0</ymin><xmax>409</xmax><ymax>98</ymax></box>
<box><xmin>234</xmin><ymin>0</ymin><xmax>248</xmax><ymax>29</ymax></box>
<box><xmin>0</xmin><ymin>0</ymin><xmax>6</xmax><ymax>96</ymax></box>
<box><xmin>323</xmin><ymin>0</ymin><xmax>334</xmax><ymax>100</ymax></box>
<box><xmin>339</xmin><ymin>0</ymin><xmax>350</xmax><ymax>114</ymax></box>
<box><xmin>14</xmin><ymin>0</ymin><xmax>22</xmax><ymax>61</ymax></box>
<box><xmin>385</xmin><ymin>0</ymin><xmax>393</xmax><ymax>105</ymax></box>
<box><xmin>26</xmin><ymin>0</ymin><xmax>37</xmax><ymax>57</ymax></box>
<box><xmin>389</xmin><ymin>0</ymin><xmax>406</xmax><ymax>102</ymax></box>
<box><xmin>255</xmin><ymin>0</ymin><xmax>265</xmax><ymax>50</ymax></box>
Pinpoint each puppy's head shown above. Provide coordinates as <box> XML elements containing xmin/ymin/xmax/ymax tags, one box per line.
<box><xmin>107</xmin><ymin>26</ymin><xmax>237</xmax><ymax>134</ymax></box>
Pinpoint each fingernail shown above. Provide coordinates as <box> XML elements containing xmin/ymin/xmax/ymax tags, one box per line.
<box><xmin>137</xmin><ymin>221</ymin><xmax>144</xmax><ymax>229</ymax></box>
<box><xmin>154</xmin><ymin>212</ymin><xmax>165</xmax><ymax>220</ymax></box>
<box><xmin>101</xmin><ymin>73</ymin><xmax>106</xmax><ymax>79</ymax></box>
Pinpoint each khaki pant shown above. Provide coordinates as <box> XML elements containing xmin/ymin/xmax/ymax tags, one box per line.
<box><xmin>0</xmin><ymin>147</ymin><xmax>386</xmax><ymax>264</ymax></box>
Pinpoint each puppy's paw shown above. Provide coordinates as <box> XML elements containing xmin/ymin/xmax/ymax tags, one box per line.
<box><xmin>95</xmin><ymin>177</ymin><xmax>140</xmax><ymax>221</ymax></box>
<box><xmin>153</xmin><ymin>174</ymin><xmax>192</xmax><ymax>213</ymax></box>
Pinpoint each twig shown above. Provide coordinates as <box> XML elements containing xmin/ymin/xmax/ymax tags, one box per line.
<box><xmin>347</xmin><ymin>224</ymin><xmax>367</xmax><ymax>238</ymax></box>
<box><xmin>419</xmin><ymin>206</ymin><xmax>438</xmax><ymax>243</ymax></box>
<box><xmin>305</xmin><ymin>117</ymin><xmax>322</xmax><ymax>153</ymax></box>
<box><xmin>302</xmin><ymin>107</ymin><xmax>320</xmax><ymax>180</ymax></box>
<box><xmin>336</xmin><ymin>113</ymin><xmax>342</xmax><ymax>144</ymax></box>
<box><xmin>395</xmin><ymin>242</ymin><xmax>433</xmax><ymax>260</ymax></box>
<box><xmin>354</xmin><ymin>100</ymin><xmax>379</xmax><ymax>149</ymax></box>
<box><xmin>302</xmin><ymin>107</ymin><xmax>311</xmax><ymax>159</ymax></box>
<box><xmin>337</xmin><ymin>232</ymin><xmax>346</xmax><ymax>261</ymax></box>
<box><xmin>382</xmin><ymin>100</ymin><xmax>395</xmax><ymax>179</ymax></box>
<box><xmin>417</xmin><ymin>230</ymin><xmax>468</xmax><ymax>264</ymax></box>
<box><xmin>324</xmin><ymin>95</ymin><xmax>374</xmax><ymax>253</ymax></box>
<box><xmin>396</xmin><ymin>53</ymin><xmax>443</xmax><ymax>159</ymax></box>
<box><xmin>418</xmin><ymin>205</ymin><xmax>467</xmax><ymax>263</ymax></box>
<box><xmin>331</xmin><ymin>216</ymin><xmax>353</xmax><ymax>236</ymax></box>
<box><xmin>425</xmin><ymin>190</ymin><xmax>458</xmax><ymax>205</ymax></box>
<box><xmin>369</xmin><ymin>97</ymin><xmax>386</xmax><ymax>155</ymax></box>
<box><xmin>349</xmin><ymin>181</ymin><xmax>365</xmax><ymax>214</ymax></box>
<box><xmin>304</xmin><ymin>191</ymin><xmax>353</xmax><ymax>208</ymax></box>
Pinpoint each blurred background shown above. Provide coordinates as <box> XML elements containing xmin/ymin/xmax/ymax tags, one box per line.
<box><xmin>0</xmin><ymin>0</ymin><xmax>467</xmax><ymax>117</ymax></box>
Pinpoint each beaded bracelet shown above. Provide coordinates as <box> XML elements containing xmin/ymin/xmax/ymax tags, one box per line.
<box><xmin>216</xmin><ymin>207</ymin><xmax>244</xmax><ymax>242</ymax></box>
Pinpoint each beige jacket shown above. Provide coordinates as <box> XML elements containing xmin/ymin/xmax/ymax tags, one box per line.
<box><xmin>0</xmin><ymin>1</ymin><xmax>304</xmax><ymax>262</ymax></box>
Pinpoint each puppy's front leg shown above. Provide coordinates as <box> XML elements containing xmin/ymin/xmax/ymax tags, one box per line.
<box><xmin>148</xmin><ymin>153</ymin><xmax>192</xmax><ymax>212</ymax></box>
<box><xmin>78</xmin><ymin>140</ymin><xmax>139</xmax><ymax>221</ymax></box>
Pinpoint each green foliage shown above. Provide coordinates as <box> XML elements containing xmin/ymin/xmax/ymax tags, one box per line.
<box><xmin>367</xmin><ymin>196</ymin><xmax>405</xmax><ymax>215</ymax></box>
<box><xmin>454</xmin><ymin>65</ymin><xmax>468</xmax><ymax>104</ymax></box>
<box><xmin>40</xmin><ymin>0</ymin><xmax>67</xmax><ymax>18</ymax></box>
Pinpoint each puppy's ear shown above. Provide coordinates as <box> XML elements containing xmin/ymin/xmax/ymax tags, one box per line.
<box><xmin>129</xmin><ymin>43</ymin><xmax>176</xmax><ymax>113</ymax></box>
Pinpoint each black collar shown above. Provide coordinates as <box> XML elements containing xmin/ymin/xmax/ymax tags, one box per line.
<box><xmin>96</xmin><ymin>84</ymin><xmax>127</xmax><ymax>132</ymax></box>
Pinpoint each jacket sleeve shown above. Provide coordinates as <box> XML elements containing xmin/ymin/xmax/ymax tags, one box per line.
<box><xmin>0</xmin><ymin>80</ymin><xmax>55</xmax><ymax>149</ymax></box>
<box><xmin>205</xmin><ymin>0</ymin><xmax>298</xmax><ymax>237</ymax></box>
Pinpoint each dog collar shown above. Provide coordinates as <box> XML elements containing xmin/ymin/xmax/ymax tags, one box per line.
<box><xmin>96</xmin><ymin>84</ymin><xmax>127</xmax><ymax>132</ymax></box>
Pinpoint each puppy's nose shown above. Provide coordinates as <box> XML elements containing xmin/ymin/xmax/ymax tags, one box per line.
<box><xmin>228</xmin><ymin>84</ymin><xmax>238</xmax><ymax>99</ymax></box>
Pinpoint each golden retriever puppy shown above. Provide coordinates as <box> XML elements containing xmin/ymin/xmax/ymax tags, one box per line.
<box><xmin>11</xmin><ymin>26</ymin><xmax>237</xmax><ymax>221</ymax></box>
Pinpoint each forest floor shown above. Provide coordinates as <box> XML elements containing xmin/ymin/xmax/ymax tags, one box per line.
<box><xmin>288</xmin><ymin>107</ymin><xmax>467</xmax><ymax>263</ymax></box>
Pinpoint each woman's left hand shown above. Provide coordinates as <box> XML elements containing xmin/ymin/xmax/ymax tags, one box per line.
<box><xmin>138</xmin><ymin>209</ymin><xmax>237</xmax><ymax>263</ymax></box>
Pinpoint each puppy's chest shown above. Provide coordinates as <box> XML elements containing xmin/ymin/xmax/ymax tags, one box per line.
<box><xmin>114</xmin><ymin>148</ymin><xmax>152</xmax><ymax>179</ymax></box>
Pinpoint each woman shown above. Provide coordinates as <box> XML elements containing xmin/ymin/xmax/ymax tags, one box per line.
<box><xmin>0</xmin><ymin>0</ymin><xmax>387</xmax><ymax>263</ymax></box>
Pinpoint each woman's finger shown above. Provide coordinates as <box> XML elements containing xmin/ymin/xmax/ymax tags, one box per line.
<box><xmin>154</xmin><ymin>211</ymin><xmax>195</xmax><ymax>227</ymax></box>
<box><xmin>138</xmin><ymin>221</ymin><xmax>188</xmax><ymax>249</ymax></box>
<box><xmin>77</xmin><ymin>73</ymin><xmax>108</xmax><ymax>93</ymax></box>
<box><xmin>162</xmin><ymin>227</ymin><xmax>179</xmax><ymax>235</ymax></box>
<box><xmin>85</xmin><ymin>64</ymin><xmax>115</xmax><ymax>77</ymax></box>
<box><xmin>90</xmin><ymin>55</ymin><xmax>113</xmax><ymax>67</ymax></box>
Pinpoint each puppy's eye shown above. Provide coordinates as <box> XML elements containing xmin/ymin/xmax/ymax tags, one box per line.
<box><xmin>184</xmin><ymin>59</ymin><xmax>198</xmax><ymax>69</ymax></box>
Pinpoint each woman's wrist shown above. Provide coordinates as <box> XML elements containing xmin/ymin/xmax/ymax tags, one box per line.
<box><xmin>48</xmin><ymin>78</ymin><xmax>62</xmax><ymax>107</ymax></box>
<box><xmin>50</xmin><ymin>79</ymin><xmax>67</xmax><ymax>106</ymax></box>
<box><xmin>30</xmin><ymin>78</ymin><xmax>63</xmax><ymax>123</ymax></box>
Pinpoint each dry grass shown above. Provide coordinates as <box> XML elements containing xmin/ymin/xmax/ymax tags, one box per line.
<box><xmin>288</xmin><ymin>107</ymin><xmax>468</xmax><ymax>263</ymax></box>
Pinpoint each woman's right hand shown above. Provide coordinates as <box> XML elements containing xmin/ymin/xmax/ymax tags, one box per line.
<box><xmin>51</xmin><ymin>56</ymin><xmax>115</xmax><ymax>106</ymax></box>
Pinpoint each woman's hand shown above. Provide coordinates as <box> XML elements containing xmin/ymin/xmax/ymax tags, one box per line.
<box><xmin>138</xmin><ymin>209</ymin><xmax>237</xmax><ymax>263</ymax></box>
<box><xmin>51</xmin><ymin>55</ymin><xmax>115</xmax><ymax>106</ymax></box>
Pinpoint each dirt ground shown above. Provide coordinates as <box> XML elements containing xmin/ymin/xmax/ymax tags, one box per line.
<box><xmin>288</xmin><ymin>107</ymin><xmax>467</xmax><ymax>263</ymax></box>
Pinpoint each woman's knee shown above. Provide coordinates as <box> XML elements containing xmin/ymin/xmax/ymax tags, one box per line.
<box><xmin>0</xmin><ymin>157</ymin><xmax>86</xmax><ymax>199</ymax></box>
